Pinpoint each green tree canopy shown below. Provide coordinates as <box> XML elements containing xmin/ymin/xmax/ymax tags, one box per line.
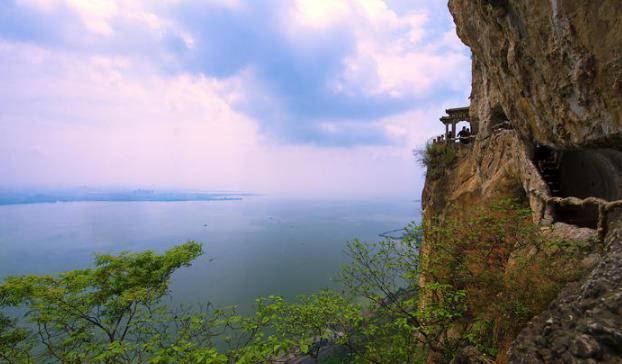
<box><xmin>0</xmin><ymin>241</ymin><xmax>203</xmax><ymax>363</ymax></box>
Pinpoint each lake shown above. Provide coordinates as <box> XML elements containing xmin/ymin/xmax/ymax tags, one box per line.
<box><xmin>0</xmin><ymin>196</ymin><xmax>419</xmax><ymax>310</ymax></box>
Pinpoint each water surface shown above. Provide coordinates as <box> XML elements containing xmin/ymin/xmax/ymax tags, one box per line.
<box><xmin>0</xmin><ymin>197</ymin><xmax>419</xmax><ymax>309</ymax></box>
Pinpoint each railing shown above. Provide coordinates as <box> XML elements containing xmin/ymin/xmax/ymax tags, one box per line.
<box><xmin>529</xmin><ymin>188</ymin><xmax>622</xmax><ymax>243</ymax></box>
<box><xmin>429</xmin><ymin>135</ymin><xmax>477</xmax><ymax>145</ymax></box>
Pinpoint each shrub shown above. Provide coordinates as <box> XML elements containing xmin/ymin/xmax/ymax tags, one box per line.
<box><xmin>418</xmin><ymin>143</ymin><xmax>458</xmax><ymax>179</ymax></box>
<box><xmin>422</xmin><ymin>199</ymin><xmax>594</xmax><ymax>361</ymax></box>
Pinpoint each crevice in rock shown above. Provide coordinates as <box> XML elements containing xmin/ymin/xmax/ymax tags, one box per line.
<box><xmin>489</xmin><ymin>105</ymin><xmax>512</xmax><ymax>131</ymax></box>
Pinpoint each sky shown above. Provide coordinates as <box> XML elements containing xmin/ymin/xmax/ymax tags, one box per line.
<box><xmin>0</xmin><ymin>0</ymin><xmax>471</xmax><ymax>199</ymax></box>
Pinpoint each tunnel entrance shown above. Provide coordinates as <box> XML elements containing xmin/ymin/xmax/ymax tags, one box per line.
<box><xmin>534</xmin><ymin>146</ymin><xmax>622</xmax><ymax>228</ymax></box>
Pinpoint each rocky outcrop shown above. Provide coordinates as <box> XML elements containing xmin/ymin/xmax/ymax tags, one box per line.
<box><xmin>422</xmin><ymin>129</ymin><xmax>551</xmax><ymax>225</ymax></box>
<box><xmin>448</xmin><ymin>0</ymin><xmax>622</xmax><ymax>148</ymax></box>
<box><xmin>508</xmin><ymin>218</ymin><xmax>622</xmax><ymax>363</ymax></box>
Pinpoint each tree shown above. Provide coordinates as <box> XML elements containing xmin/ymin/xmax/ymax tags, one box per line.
<box><xmin>0</xmin><ymin>241</ymin><xmax>203</xmax><ymax>363</ymax></box>
<box><xmin>0</xmin><ymin>242</ymin><xmax>296</xmax><ymax>364</ymax></box>
<box><xmin>0</xmin><ymin>312</ymin><xmax>32</xmax><ymax>363</ymax></box>
<box><xmin>272</xmin><ymin>290</ymin><xmax>362</xmax><ymax>361</ymax></box>
<box><xmin>336</xmin><ymin>223</ymin><xmax>436</xmax><ymax>363</ymax></box>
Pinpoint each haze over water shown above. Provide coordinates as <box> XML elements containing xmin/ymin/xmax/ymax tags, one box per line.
<box><xmin>0</xmin><ymin>197</ymin><xmax>419</xmax><ymax>309</ymax></box>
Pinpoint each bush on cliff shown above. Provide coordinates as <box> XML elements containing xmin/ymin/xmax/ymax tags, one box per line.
<box><xmin>422</xmin><ymin>199</ymin><xmax>594</xmax><ymax>361</ymax></box>
<box><xmin>419</xmin><ymin>142</ymin><xmax>458</xmax><ymax>179</ymax></box>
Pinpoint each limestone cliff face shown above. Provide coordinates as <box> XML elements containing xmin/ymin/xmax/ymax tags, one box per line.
<box><xmin>421</xmin><ymin>1</ymin><xmax>622</xmax><ymax>362</ymax></box>
<box><xmin>421</xmin><ymin>130</ymin><xmax>550</xmax><ymax>224</ymax></box>
<box><xmin>448</xmin><ymin>0</ymin><xmax>622</xmax><ymax>148</ymax></box>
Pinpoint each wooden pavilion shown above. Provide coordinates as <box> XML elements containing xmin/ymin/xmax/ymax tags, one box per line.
<box><xmin>439</xmin><ymin>106</ymin><xmax>478</xmax><ymax>143</ymax></box>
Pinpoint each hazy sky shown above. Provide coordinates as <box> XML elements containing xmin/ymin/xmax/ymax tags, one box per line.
<box><xmin>0</xmin><ymin>0</ymin><xmax>471</xmax><ymax>198</ymax></box>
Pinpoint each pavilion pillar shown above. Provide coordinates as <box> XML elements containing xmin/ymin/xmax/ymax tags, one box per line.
<box><xmin>445</xmin><ymin>123</ymin><xmax>449</xmax><ymax>144</ymax></box>
<box><xmin>452</xmin><ymin>122</ymin><xmax>457</xmax><ymax>142</ymax></box>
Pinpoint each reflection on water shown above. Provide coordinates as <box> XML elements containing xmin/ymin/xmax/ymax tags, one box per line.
<box><xmin>0</xmin><ymin>196</ymin><xmax>419</xmax><ymax>310</ymax></box>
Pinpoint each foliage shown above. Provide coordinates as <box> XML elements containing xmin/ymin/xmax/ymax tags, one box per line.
<box><xmin>335</xmin><ymin>223</ymin><xmax>425</xmax><ymax>362</ymax></box>
<box><xmin>418</xmin><ymin>142</ymin><xmax>458</xmax><ymax>179</ymax></box>
<box><xmin>0</xmin><ymin>312</ymin><xmax>32</xmax><ymax>363</ymax></box>
<box><xmin>0</xmin><ymin>200</ymin><xmax>590</xmax><ymax>363</ymax></box>
<box><xmin>422</xmin><ymin>199</ymin><xmax>592</xmax><ymax>361</ymax></box>
<box><xmin>0</xmin><ymin>241</ymin><xmax>204</xmax><ymax>363</ymax></box>
<box><xmin>330</xmin><ymin>198</ymin><xmax>593</xmax><ymax>362</ymax></box>
<box><xmin>0</xmin><ymin>243</ymin><xmax>358</xmax><ymax>364</ymax></box>
<box><xmin>272</xmin><ymin>291</ymin><xmax>362</xmax><ymax>361</ymax></box>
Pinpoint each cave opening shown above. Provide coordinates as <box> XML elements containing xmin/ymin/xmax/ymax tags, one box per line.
<box><xmin>490</xmin><ymin>105</ymin><xmax>512</xmax><ymax>131</ymax></box>
<box><xmin>533</xmin><ymin>146</ymin><xmax>622</xmax><ymax>229</ymax></box>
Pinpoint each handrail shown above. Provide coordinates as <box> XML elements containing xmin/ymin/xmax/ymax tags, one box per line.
<box><xmin>449</xmin><ymin>135</ymin><xmax>476</xmax><ymax>143</ymax></box>
<box><xmin>529</xmin><ymin>188</ymin><xmax>622</xmax><ymax>242</ymax></box>
<box><xmin>430</xmin><ymin>135</ymin><xmax>477</xmax><ymax>145</ymax></box>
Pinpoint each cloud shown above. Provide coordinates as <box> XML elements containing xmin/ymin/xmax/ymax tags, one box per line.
<box><xmin>0</xmin><ymin>0</ymin><xmax>471</xmax><ymax>196</ymax></box>
<box><xmin>0</xmin><ymin>42</ymin><xmax>257</xmax><ymax>187</ymax></box>
<box><xmin>172</xmin><ymin>0</ymin><xmax>470</xmax><ymax>144</ymax></box>
<box><xmin>301</xmin><ymin>1</ymin><xmax>469</xmax><ymax>100</ymax></box>
<box><xmin>0</xmin><ymin>40</ymin><xmax>432</xmax><ymax>197</ymax></box>
<box><xmin>287</xmin><ymin>0</ymin><xmax>350</xmax><ymax>29</ymax></box>
<box><xmin>0</xmin><ymin>0</ymin><xmax>470</xmax><ymax>146</ymax></box>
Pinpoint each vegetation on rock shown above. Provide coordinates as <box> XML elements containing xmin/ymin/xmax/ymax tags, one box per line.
<box><xmin>419</xmin><ymin>143</ymin><xmax>458</xmax><ymax>179</ymax></box>
<box><xmin>423</xmin><ymin>200</ymin><xmax>595</xmax><ymax>361</ymax></box>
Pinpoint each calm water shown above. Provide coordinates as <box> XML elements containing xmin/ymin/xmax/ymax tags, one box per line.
<box><xmin>0</xmin><ymin>197</ymin><xmax>419</xmax><ymax>310</ymax></box>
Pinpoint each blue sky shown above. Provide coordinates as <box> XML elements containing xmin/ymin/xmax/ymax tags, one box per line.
<box><xmin>0</xmin><ymin>0</ymin><xmax>471</xmax><ymax>198</ymax></box>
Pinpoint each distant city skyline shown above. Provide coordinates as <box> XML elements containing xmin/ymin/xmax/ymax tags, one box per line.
<box><xmin>0</xmin><ymin>0</ymin><xmax>471</xmax><ymax>198</ymax></box>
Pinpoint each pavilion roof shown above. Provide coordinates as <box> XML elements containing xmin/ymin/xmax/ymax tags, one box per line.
<box><xmin>439</xmin><ymin>106</ymin><xmax>470</xmax><ymax>124</ymax></box>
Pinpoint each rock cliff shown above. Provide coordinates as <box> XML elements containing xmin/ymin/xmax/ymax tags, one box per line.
<box><xmin>508</xmin><ymin>218</ymin><xmax>622</xmax><ymax>363</ymax></box>
<box><xmin>421</xmin><ymin>1</ymin><xmax>622</xmax><ymax>362</ymax></box>
<box><xmin>449</xmin><ymin>0</ymin><xmax>622</xmax><ymax>148</ymax></box>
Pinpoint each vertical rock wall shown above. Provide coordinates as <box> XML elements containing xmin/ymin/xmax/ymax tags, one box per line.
<box><xmin>420</xmin><ymin>1</ymin><xmax>622</xmax><ymax>361</ymax></box>
<box><xmin>449</xmin><ymin>0</ymin><xmax>622</xmax><ymax>148</ymax></box>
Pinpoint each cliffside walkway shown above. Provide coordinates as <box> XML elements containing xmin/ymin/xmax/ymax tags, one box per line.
<box><xmin>531</xmin><ymin>147</ymin><xmax>622</xmax><ymax>241</ymax></box>
<box><xmin>530</xmin><ymin>189</ymin><xmax>622</xmax><ymax>243</ymax></box>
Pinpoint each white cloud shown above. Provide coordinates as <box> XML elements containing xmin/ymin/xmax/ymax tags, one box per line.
<box><xmin>338</xmin><ymin>24</ymin><xmax>469</xmax><ymax>98</ymax></box>
<box><xmin>281</xmin><ymin>0</ymin><xmax>470</xmax><ymax>99</ymax></box>
<box><xmin>15</xmin><ymin>0</ymin><xmax>184</xmax><ymax>39</ymax></box>
<box><xmin>287</xmin><ymin>0</ymin><xmax>420</xmax><ymax>32</ymax></box>
<box><xmin>0</xmin><ymin>1</ymin><xmax>472</xmax><ymax>198</ymax></box>
<box><xmin>346</xmin><ymin>45</ymin><xmax>470</xmax><ymax>98</ymax></box>
<box><xmin>16</xmin><ymin>0</ymin><xmax>60</xmax><ymax>11</ymax></box>
<box><xmin>65</xmin><ymin>0</ymin><xmax>118</xmax><ymax>35</ymax></box>
<box><xmin>0</xmin><ymin>41</ymin><xmax>428</xmax><ymax>198</ymax></box>
<box><xmin>374</xmin><ymin>98</ymin><xmax>469</xmax><ymax>148</ymax></box>
<box><xmin>0</xmin><ymin>42</ymin><xmax>259</xmax><ymax>188</ymax></box>
<box><xmin>17</xmin><ymin>0</ymin><xmax>119</xmax><ymax>35</ymax></box>
<box><xmin>289</xmin><ymin>0</ymin><xmax>350</xmax><ymax>29</ymax></box>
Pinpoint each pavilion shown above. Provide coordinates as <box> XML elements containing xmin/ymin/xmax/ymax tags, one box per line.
<box><xmin>439</xmin><ymin>106</ymin><xmax>478</xmax><ymax>143</ymax></box>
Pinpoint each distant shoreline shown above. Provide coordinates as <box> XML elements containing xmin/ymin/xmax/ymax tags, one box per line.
<box><xmin>0</xmin><ymin>198</ymin><xmax>243</xmax><ymax>206</ymax></box>
<box><xmin>0</xmin><ymin>190</ymin><xmax>253</xmax><ymax>206</ymax></box>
